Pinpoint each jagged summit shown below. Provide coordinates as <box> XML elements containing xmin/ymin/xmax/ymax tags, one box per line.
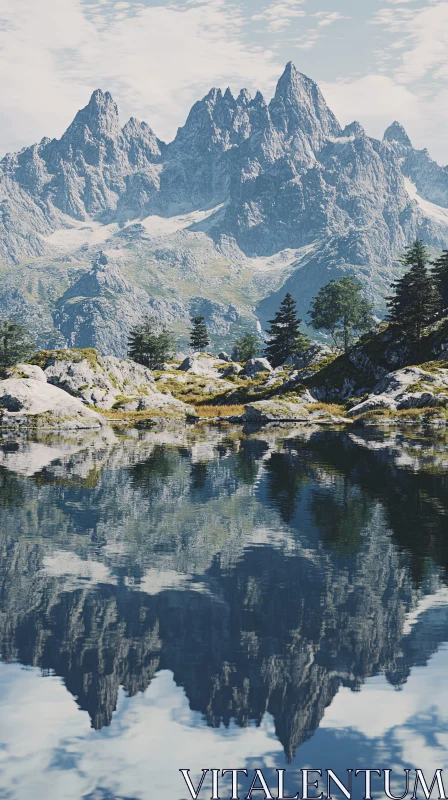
<box><xmin>383</xmin><ymin>121</ymin><xmax>412</xmax><ymax>148</ymax></box>
<box><xmin>237</xmin><ymin>88</ymin><xmax>252</xmax><ymax>105</ymax></box>
<box><xmin>269</xmin><ymin>61</ymin><xmax>342</xmax><ymax>157</ymax></box>
<box><xmin>342</xmin><ymin>121</ymin><xmax>366</xmax><ymax>138</ymax></box>
<box><xmin>63</xmin><ymin>88</ymin><xmax>121</xmax><ymax>141</ymax></box>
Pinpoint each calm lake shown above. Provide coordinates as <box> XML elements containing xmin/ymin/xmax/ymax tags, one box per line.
<box><xmin>0</xmin><ymin>423</ymin><xmax>448</xmax><ymax>800</ymax></box>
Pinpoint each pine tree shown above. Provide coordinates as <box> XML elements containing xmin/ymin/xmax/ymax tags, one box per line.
<box><xmin>190</xmin><ymin>315</ymin><xmax>210</xmax><ymax>352</ymax></box>
<box><xmin>387</xmin><ymin>239</ymin><xmax>440</xmax><ymax>357</ymax></box>
<box><xmin>0</xmin><ymin>320</ymin><xmax>34</xmax><ymax>374</ymax></box>
<box><xmin>265</xmin><ymin>293</ymin><xmax>310</xmax><ymax>367</ymax></box>
<box><xmin>432</xmin><ymin>249</ymin><xmax>448</xmax><ymax>313</ymax></box>
<box><xmin>128</xmin><ymin>316</ymin><xmax>175</xmax><ymax>370</ymax></box>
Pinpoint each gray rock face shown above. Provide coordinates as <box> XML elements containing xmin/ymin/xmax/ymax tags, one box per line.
<box><xmin>244</xmin><ymin>357</ymin><xmax>272</xmax><ymax>376</ymax></box>
<box><xmin>53</xmin><ymin>252</ymin><xmax>151</xmax><ymax>358</ymax></box>
<box><xmin>348</xmin><ymin>366</ymin><xmax>448</xmax><ymax>416</ymax></box>
<box><xmin>0</xmin><ymin>378</ymin><xmax>104</xmax><ymax>429</ymax></box>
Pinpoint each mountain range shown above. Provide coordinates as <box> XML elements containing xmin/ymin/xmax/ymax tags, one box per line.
<box><xmin>2</xmin><ymin>62</ymin><xmax>448</xmax><ymax>355</ymax></box>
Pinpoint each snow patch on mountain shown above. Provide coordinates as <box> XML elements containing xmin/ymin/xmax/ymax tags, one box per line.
<box><xmin>404</xmin><ymin>178</ymin><xmax>448</xmax><ymax>226</ymax></box>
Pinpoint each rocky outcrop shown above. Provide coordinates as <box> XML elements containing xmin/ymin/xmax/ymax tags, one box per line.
<box><xmin>348</xmin><ymin>366</ymin><xmax>448</xmax><ymax>417</ymax></box>
<box><xmin>32</xmin><ymin>348</ymin><xmax>196</xmax><ymax>417</ymax></box>
<box><xmin>0</xmin><ymin>377</ymin><xmax>105</xmax><ymax>428</ymax></box>
<box><xmin>41</xmin><ymin>349</ymin><xmax>156</xmax><ymax>409</ymax></box>
<box><xmin>244</xmin><ymin>357</ymin><xmax>272</xmax><ymax>377</ymax></box>
<box><xmin>286</xmin><ymin>343</ymin><xmax>334</xmax><ymax>370</ymax></box>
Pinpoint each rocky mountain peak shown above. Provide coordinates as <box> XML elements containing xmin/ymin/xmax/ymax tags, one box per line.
<box><xmin>63</xmin><ymin>88</ymin><xmax>121</xmax><ymax>142</ymax></box>
<box><xmin>383</xmin><ymin>121</ymin><xmax>412</xmax><ymax>148</ymax></box>
<box><xmin>269</xmin><ymin>62</ymin><xmax>342</xmax><ymax>158</ymax></box>
<box><xmin>121</xmin><ymin>117</ymin><xmax>164</xmax><ymax>162</ymax></box>
<box><xmin>342</xmin><ymin>121</ymin><xmax>366</xmax><ymax>138</ymax></box>
<box><xmin>237</xmin><ymin>88</ymin><xmax>252</xmax><ymax>106</ymax></box>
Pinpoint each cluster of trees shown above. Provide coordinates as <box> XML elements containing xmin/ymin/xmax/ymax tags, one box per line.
<box><xmin>387</xmin><ymin>240</ymin><xmax>448</xmax><ymax>356</ymax></box>
<box><xmin>264</xmin><ymin>276</ymin><xmax>375</xmax><ymax>367</ymax></box>
<box><xmin>127</xmin><ymin>280</ymin><xmax>375</xmax><ymax>371</ymax></box>
<box><xmin>128</xmin><ymin>313</ymin><xmax>212</xmax><ymax>370</ymax></box>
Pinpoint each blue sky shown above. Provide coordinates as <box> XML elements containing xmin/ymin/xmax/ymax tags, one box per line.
<box><xmin>1</xmin><ymin>0</ymin><xmax>448</xmax><ymax>162</ymax></box>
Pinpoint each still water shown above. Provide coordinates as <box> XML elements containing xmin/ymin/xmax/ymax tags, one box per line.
<box><xmin>0</xmin><ymin>423</ymin><xmax>448</xmax><ymax>800</ymax></box>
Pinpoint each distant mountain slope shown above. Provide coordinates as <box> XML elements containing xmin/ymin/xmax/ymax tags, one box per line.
<box><xmin>1</xmin><ymin>63</ymin><xmax>448</xmax><ymax>354</ymax></box>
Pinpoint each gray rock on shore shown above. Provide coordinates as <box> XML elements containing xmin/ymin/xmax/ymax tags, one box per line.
<box><xmin>347</xmin><ymin>366</ymin><xmax>448</xmax><ymax>417</ymax></box>
<box><xmin>0</xmin><ymin>377</ymin><xmax>104</xmax><ymax>429</ymax></box>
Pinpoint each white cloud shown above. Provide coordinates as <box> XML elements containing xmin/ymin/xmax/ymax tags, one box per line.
<box><xmin>313</xmin><ymin>10</ymin><xmax>350</xmax><ymax>26</ymax></box>
<box><xmin>370</xmin><ymin>1</ymin><xmax>448</xmax><ymax>84</ymax></box>
<box><xmin>252</xmin><ymin>0</ymin><xmax>305</xmax><ymax>33</ymax></box>
<box><xmin>393</xmin><ymin>2</ymin><xmax>448</xmax><ymax>83</ymax></box>
<box><xmin>321</xmin><ymin>74</ymin><xmax>419</xmax><ymax>135</ymax></box>
<box><xmin>0</xmin><ymin>0</ymin><xmax>282</xmax><ymax>154</ymax></box>
<box><xmin>294</xmin><ymin>29</ymin><xmax>322</xmax><ymax>50</ymax></box>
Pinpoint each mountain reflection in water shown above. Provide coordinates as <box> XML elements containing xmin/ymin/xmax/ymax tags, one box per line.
<box><xmin>0</xmin><ymin>424</ymin><xmax>448</xmax><ymax>799</ymax></box>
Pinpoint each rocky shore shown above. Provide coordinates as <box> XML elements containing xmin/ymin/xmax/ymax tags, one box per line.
<box><xmin>1</xmin><ymin>316</ymin><xmax>448</xmax><ymax>431</ymax></box>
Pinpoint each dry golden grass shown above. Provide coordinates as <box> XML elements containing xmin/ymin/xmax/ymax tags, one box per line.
<box><xmin>195</xmin><ymin>404</ymin><xmax>245</xmax><ymax>418</ymax></box>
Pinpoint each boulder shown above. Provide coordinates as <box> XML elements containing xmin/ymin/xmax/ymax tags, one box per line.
<box><xmin>244</xmin><ymin>358</ymin><xmax>272</xmax><ymax>377</ymax></box>
<box><xmin>242</xmin><ymin>399</ymin><xmax>344</xmax><ymax>425</ymax></box>
<box><xmin>218</xmin><ymin>351</ymin><xmax>232</xmax><ymax>362</ymax></box>
<box><xmin>0</xmin><ymin>378</ymin><xmax>104</xmax><ymax>429</ymax></box>
<box><xmin>285</xmin><ymin>344</ymin><xmax>333</xmax><ymax>370</ymax></box>
<box><xmin>221</xmin><ymin>363</ymin><xmax>243</xmax><ymax>377</ymax></box>
<box><xmin>4</xmin><ymin>363</ymin><xmax>47</xmax><ymax>382</ymax></box>
<box><xmin>179</xmin><ymin>355</ymin><xmax>226</xmax><ymax>379</ymax></box>
<box><xmin>347</xmin><ymin>366</ymin><xmax>448</xmax><ymax>417</ymax></box>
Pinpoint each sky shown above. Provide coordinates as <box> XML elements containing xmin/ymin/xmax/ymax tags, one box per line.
<box><xmin>1</xmin><ymin>0</ymin><xmax>448</xmax><ymax>163</ymax></box>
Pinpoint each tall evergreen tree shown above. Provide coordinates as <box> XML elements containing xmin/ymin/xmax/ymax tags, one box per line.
<box><xmin>0</xmin><ymin>320</ymin><xmax>34</xmax><ymax>374</ymax></box>
<box><xmin>190</xmin><ymin>315</ymin><xmax>210</xmax><ymax>352</ymax></box>
<box><xmin>128</xmin><ymin>316</ymin><xmax>175</xmax><ymax>370</ymax></box>
<box><xmin>265</xmin><ymin>293</ymin><xmax>310</xmax><ymax>367</ymax></box>
<box><xmin>432</xmin><ymin>249</ymin><xmax>448</xmax><ymax>313</ymax></box>
<box><xmin>309</xmin><ymin>276</ymin><xmax>374</xmax><ymax>352</ymax></box>
<box><xmin>387</xmin><ymin>239</ymin><xmax>440</xmax><ymax>356</ymax></box>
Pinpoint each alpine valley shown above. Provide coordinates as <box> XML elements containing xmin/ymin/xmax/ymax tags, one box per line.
<box><xmin>2</xmin><ymin>62</ymin><xmax>448</xmax><ymax>356</ymax></box>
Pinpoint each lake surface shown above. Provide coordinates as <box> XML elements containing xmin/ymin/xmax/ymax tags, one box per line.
<box><xmin>0</xmin><ymin>423</ymin><xmax>448</xmax><ymax>800</ymax></box>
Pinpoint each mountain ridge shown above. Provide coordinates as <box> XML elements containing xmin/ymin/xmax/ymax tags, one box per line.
<box><xmin>1</xmin><ymin>62</ymin><xmax>448</xmax><ymax>355</ymax></box>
